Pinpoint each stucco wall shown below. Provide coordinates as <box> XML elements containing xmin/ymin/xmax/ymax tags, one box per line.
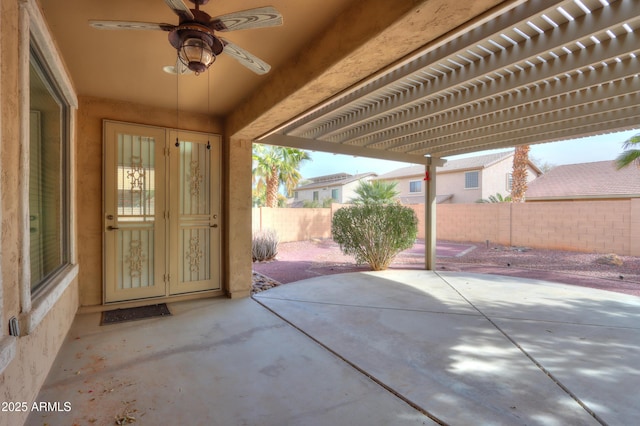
<box><xmin>480</xmin><ymin>157</ymin><xmax>513</xmax><ymax>199</ymax></box>
<box><xmin>76</xmin><ymin>96</ymin><xmax>224</xmax><ymax>307</ymax></box>
<box><xmin>437</xmin><ymin>171</ymin><xmax>482</xmax><ymax>204</ymax></box>
<box><xmin>1</xmin><ymin>2</ymin><xmax>79</xmax><ymax>424</ymax></box>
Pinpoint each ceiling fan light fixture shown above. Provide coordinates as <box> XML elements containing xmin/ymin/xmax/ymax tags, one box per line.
<box><xmin>178</xmin><ymin>37</ymin><xmax>215</xmax><ymax>74</ymax></box>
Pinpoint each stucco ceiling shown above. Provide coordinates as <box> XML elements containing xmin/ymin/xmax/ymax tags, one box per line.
<box><xmin>38</xmin><ymin>0</ymin><xmax>356</xmax><ymax>115</ymax></box>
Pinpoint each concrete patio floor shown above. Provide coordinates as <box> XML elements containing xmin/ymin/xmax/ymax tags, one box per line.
<box><xmin>27</xmin><ymin>271</ymin><xmax>640</xmax><ymax>425</ymax></box>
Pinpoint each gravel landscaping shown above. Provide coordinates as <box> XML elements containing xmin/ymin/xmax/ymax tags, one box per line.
<box><xmin>253</xmin><ymin>239</ymin><xmax>640</xmax><ymax>296</ymax></box>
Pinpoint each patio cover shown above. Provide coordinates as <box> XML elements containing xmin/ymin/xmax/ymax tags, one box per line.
<box><xmin>258</xmin><ymin>0</ymin><xmax>640</xmax><ymax>268</ymax></box>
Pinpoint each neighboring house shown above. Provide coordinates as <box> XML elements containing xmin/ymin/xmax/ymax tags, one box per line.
<box><xmin>526</xmin><ymin>160</ymin><xmax>640</xmax><ymax>201</ymax></box>
<box><xmin>290</xmin><ymin>172</ymin><xmax>377</xmax><ymax>206</ymax></box>
<box><xmin>375</xmin><ymin>151</ymin><xmax>542</xmax><ymax>204</ymax></box>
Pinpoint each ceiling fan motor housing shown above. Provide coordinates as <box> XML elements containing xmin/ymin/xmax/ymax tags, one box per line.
<box><xmin>169</xmin><ymin>21</ymin><xmax>224</xmax><ymax>73</ymax></box>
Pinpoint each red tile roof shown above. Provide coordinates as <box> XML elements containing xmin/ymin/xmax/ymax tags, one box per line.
<box><xmin>526</xmin><ymin>160</ymin><xmax>640</xmax><ymax>200</ymax></box>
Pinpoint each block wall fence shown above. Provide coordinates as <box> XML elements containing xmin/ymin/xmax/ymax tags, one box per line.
<box><xmin>252</xmin><ymin>199</ymin><xmax>640</xmax><ymax>256</ymax></box>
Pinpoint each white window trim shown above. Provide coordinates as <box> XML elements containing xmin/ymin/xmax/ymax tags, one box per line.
<box><xmin>409</xmin><ymin>180</ymin><xmax>423</xmax><ymax>193</ymax></box>
<box><xmin>464</xmin><ymin>171</ymin><xmax>480</xmax><ymax>189</ymax></box>
<box><xmin>18</xmin><ymin>0</ymin><xmax>78</xmax><ymax>333</ymax></box>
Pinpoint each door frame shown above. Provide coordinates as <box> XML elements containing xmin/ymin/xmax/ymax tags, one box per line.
<box><xmin>102</xmin><ymin>120</ymin><xmax>222</xmax><ymax>304</ymax></box>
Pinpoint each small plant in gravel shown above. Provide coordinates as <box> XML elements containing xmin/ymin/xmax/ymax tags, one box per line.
<box><xmin>331</xmin><ymin>203</ymin><xmax>418</xmax><ymax>271</ymax></box>
<box><xmin>252</xmin><ymin>230</ymin><xmax>279</xmax><ymax>262</ymax></box>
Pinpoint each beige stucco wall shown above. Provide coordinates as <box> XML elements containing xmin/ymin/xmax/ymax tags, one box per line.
<box><xmin>225</xmin><ymin>138</ymin><xmax>253</xmax><ymax>298</ymax></box>
<box><xmin>1</xmin><ymin>2</ymin><xmax>79</xmax><ymax>424</ymax></box>
<box><xmin>75</xmin><ymin>96</ymin><xmax>224</xmax><ymax>307</ymax></box>
<box><xmin>1</xmin><ymin>281</ymin><xmax>78</xmax><ymax>426</ymax></box>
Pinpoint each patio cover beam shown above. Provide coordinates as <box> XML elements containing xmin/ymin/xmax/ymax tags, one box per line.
<box><xmin>260</xmin><ymin>134</ymin><xmax>433</xmax><ymax>165</ymax></box>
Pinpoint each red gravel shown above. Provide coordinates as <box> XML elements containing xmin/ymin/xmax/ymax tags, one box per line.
<box><xmin>252</xmin><ymin>239</ymin><xmax>640</xmax><ymax>297</ymax></box>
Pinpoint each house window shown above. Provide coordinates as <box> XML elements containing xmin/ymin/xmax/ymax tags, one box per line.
<box><xmin>294</xmin><ymin>191</ymin><xmax>299</xmax><ymax>199</ymax></box>
<box><xmin>409</xmin><ymin>181</ymin><xmax>422</xmax><ymax>193</ymax></box>
<box><xmin>331</xmin><ymin>188</ymin><xmax>339</xmax><ymax>200</ymax></box>
<box><xmin>313</xmin><ymin>191</ymin><xmax>319</xmax><ymax>201</ymax></box>
<box><xmin>465</xmin><ymin>171</ymin><xmax>479</xmax><ymax>189</ymax></box>
<box><xmin>29</xmin><ymin>46</ymin><xmax>70</xmax><ymax>293</ymax></box>
<box><xmin>506</xmin><ymin>173</ymin><xmax>513</xmax><ymax>191</ymax></box>
<box><xmin>29</xmin><ymin>46</ymin><xmax>71</xmax><ymax>293</ymax></box>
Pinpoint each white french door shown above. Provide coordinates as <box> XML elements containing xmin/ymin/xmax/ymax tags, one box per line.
<box><xmin>104</xmin><ymin>121</ymin><xmax>220</xmax><ymax>303</ymax></box>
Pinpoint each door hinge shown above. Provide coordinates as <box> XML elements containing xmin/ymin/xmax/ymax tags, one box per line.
<box><xmin>164</xmin><ymin>147</ymin><xmax>171</xmax><ymax>156</ymax></box>
<box><xmin>164</xmin><ymin>274</ymin><xmax>170</xmax><ymax>283</ymax></box>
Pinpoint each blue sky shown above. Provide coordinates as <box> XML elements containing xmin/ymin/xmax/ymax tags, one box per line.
<box><xmin>298</xmin><ymin>128</ymin><xmax>639</xmax><ymax>178</ymax></box>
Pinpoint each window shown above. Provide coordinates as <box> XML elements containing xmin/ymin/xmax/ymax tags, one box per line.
<box><xmin>506</xmin><ymin>173</ymin><xmax>513</xmax><ymax>191</ymax></box>
<box><xmin>409</xmin><ymin>181</ymin><xmax>422</xmax><ymax>193</ymax></box>
<box><xmin>313</xmin><ymin>191</ymin><xmax>319</xmax><ymax>201</ymax></box>
<box><xmin>331</xmin><ymin>188</ymin><xmax>339</xmax><ymax>200</ymax></box>
<box><xmin>465</xmin><ymin>171</ymin><xmax>479</xmax><ymax>189</ymax></box>
<box><xmin>294</xmin><ymin>191</ymin><xmax>299</xmax><ymax>200</ymax></box>
<box><xmin>29</xmin><ymin>44</ymin><xmax>71</xmax><ymax>293</ymax></box>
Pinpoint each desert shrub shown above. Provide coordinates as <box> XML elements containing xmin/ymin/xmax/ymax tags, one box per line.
<box><xmin>252</xmin><ymin>230</ymin><xmax>279</xmax><ymax>262</ymax></box>
<box><xmin>331</xmin><ymin>204</ymin><xmax>418</xmax><ymax>271</ymax></box>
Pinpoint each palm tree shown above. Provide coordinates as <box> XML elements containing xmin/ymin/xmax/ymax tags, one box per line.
<box><xmin>252</xmin><ymin>144</ymin><xmax>310</xmax><ymax>208</ymax></box>
<box><xmin>477</xmin><ymin>193</ymin><xmax>512</xmax><ymax>203</ymax></box>
<box><xmin>349</xmin><ymin>180</ymin><xmax>399</xmax><ymax>204</ymax></box>
<box><xmin>511</xmin><ymin>145</ymin><xmax>530</xmax><ymax>202</ymax></box>
<box><xmin>616</xmin><ymin>133</ymin><xmax>640</xmax><ymax>169</ymax></box>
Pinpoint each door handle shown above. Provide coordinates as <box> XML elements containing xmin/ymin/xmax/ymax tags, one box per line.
<box><xmin>107</xmin><ymin>226</ymin><xmax>119</xmax><ymax>231</ymax></box>
<box><xmin>210</xmin><ymin>224</ymin><xmax>218</xmax><ymax>228</ymax></box>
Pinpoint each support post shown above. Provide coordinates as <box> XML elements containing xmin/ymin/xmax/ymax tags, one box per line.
<box><xmin>424</xmin><ymin>157</ymin><xmax>445</xmax><ymax>270</ymax></box>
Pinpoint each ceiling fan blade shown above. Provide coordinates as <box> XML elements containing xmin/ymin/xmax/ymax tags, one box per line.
<box><xmin>163</xmin><ymin>58</ymin><xmax>193</xmax><ymax>75</ymax></box>
<box><xmin>164</xmin><ymin>0</ymin><xmax>195</xmax><ymax>21</ymax></box>
<box><xmin>210</xmin><ymin>7</ymin><xmax>283</xmax><ymax>32</ymax></box>
<box><xmin>220</xmin><ymin>38</ymin><xmax>271</xmax><ymax>75</ymax></box>
<box><xmin>89</xmin><ymin>20</ymin><xmax>174</xmax><ymax>31</ymax></box>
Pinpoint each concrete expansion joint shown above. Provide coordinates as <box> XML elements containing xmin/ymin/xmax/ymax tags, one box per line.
<box><xmin>252</xmin><ymin>296</ymin><xmax>448</xmax><ymax>425</ymax></box>
<box><xmin>434</xmin><ymin>272</ymin><xmax>609</xmax><ymax>426</ymax></box>
<box><xmin>253</xmin><ymin>294</ymin><xmax>482</xmax><ymax>318</ymax></box>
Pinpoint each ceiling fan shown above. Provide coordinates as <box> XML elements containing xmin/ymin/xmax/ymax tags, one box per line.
<box><xmin>89</xmin><ymin>0</ymin><xmax>283</xmax><ymax>75</ymax></box>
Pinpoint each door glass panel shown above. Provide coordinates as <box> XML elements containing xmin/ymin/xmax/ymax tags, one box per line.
<box><xmin>179</xmin><ymin>141</ymin><xmax>210</xmax><ymax>216</ymax></box>
<box><xmin>178</xmin><ymin>141</ymin><xmax>211</xmax><ymax>285</ymax></box>
<box><xmin>118</xmin><ymin>135</ymin><xmax>156</xmax><ymax>221</ymax></box>
<box><xmin>116</xmin><ymin>134</ymin><xmax>155</xmax><ymax>289</ymax></box>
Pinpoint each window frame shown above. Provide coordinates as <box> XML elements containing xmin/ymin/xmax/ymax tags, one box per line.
<box><xmin>17</xmin><ymin>0</ymin><xmax>78</xmax><ymax>336</ymax></box>
<box><xmin>464</xmin><ymin>171</ymin><xmax>480</xmax><ymax>189</ymax></box>
<box><xmin>409</xmin><ymin>180</ymin><xmax>422</xmax><ymax>193</ymax></box>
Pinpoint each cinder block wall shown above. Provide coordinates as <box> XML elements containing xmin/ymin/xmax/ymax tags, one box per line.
<box><xmin>253</xmin><ymin>200</ymin><xmax>640</xmax><ymax>256</ymax></box>
<box><xmin>253</xmin><ymin>207</ymin><xmax>333</xmax><ymax>242</ymax></box>
<box><xmin>430</xmin><ymin>200</ymin><xmax>638</xmax><ymax>255</ymax></box>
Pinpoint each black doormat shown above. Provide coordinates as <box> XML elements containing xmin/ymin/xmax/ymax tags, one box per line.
<box><xmin>101</xmin><ymin>303</ymin><xmax>171</xmax><ymax>325</ymax></box>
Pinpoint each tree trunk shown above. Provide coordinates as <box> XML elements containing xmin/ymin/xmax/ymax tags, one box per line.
<box><xmin>265</xmin><ymin>166</ymin><xmax>279</xmax><ymax>208</ymax></box>
<box><xmin>511</xmin><ymin>145</ymin><xmax>530</xmax><ymax>203</ymax></box>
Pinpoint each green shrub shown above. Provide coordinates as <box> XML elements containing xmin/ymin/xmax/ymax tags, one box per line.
<box><xmin>331</xmin><ymin>204</ymin><xmax>418</xmax><ymax>271</ymax></box>
<box><xmin>252</xmin><ymin>230</ymin><xmax>279</xmax><ymax>262</ymax></box>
